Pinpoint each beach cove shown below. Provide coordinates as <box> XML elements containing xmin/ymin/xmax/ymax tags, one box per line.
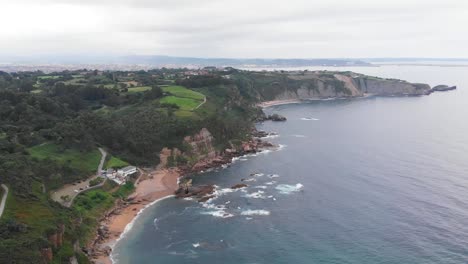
<box><xmin>109</xmin><ymin>65</ymin><xmax>468</xmax><ymax>264</ymax></box>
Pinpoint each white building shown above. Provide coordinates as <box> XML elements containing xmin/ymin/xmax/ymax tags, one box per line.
<box><xmin>117</xmin><ymin>166</ymin><xmax>137</xmax><ymax>177</ymax></box>
<box><xmin>106</xmin><ymin>168</ymin><xmax>115</xmax><ymax>178</ymax></box>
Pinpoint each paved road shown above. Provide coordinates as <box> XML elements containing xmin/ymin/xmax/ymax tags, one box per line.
<box><xmin>51</xmin><ymin>148</ymin><xmax>107</xmax><ymax>207</ymax></box>
<box><xmin>0</xmin><ymin>184</ymin><xmax>9</xmax><ymax>218</ymax></box>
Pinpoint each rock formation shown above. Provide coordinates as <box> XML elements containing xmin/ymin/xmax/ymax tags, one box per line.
<box><xmin>430</xmin><ymin>85</ymin><xmax>457</xmax><ymax>93</ymax></box>
<box><xmin>231</xmin><ymin>183</ymin><xmax>248</xmax><ymax>189</ymax></box>
<box><xmin>260</xmin><ymin>71</ymin><xmax>454</xmax><ymax>101</ymax></box>
<box><xmin>40</xmin><ymin>248</ymin><xmax>53</xmax><ymax>263</ymax></box>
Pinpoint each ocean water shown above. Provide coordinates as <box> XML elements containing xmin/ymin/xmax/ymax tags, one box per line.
<box><xmin>112</xmin><ymin>66</ymin><xmax>468</xmax><ymax>264</ymax></box>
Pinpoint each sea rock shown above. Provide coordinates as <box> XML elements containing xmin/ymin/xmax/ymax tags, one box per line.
<box><xmin>198</xmin><ymin>195</ymin><xmax>215</xmax><ymax>203</ymax></box>
<box><xmin>231</xmin><ymin>183</ymin><xmax>248</xmax><ymax>189</ymax></box>
<box><xmin>267</xmin><ymin>114</ymin><xmax>287</xmax><ymax>121</ymax></box>
<box><xmin>252</xmin><ymin>130</ymin><xmax>269</xmax><ymax>138</ymax></box>
<box><xmin>175</xmin><ymin>184</ymin><xmax>215</xmax><ymax>198</ymax></box>
<box><xmin>430</xmin><ymin>85</ymin><xmax>457</xmax><ymax>93</ymax></box>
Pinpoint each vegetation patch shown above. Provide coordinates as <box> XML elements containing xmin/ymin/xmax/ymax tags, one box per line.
<box><xmin>127</xmin><ymin>86</ymin><xmax>152</xmax><ymax>93</ymax></box>
<box><xmin>89</xmin><ymin>177</ymin><xmax>104</xmax><ymax>187</ymax></box>
<box><xmin>105</xmin><ymin>156</ymin><xmax>129</xmax><ymax>169</ymax></box>
<box><xmin>162</xmin><ymin>85</ymin><xmax>205</xmax><ymax>100</ymax></box>
<box><xmin>160</xmin><ymin>96</ymin><xmax>201</xmax><ymax>111</ymax></box>
<box><xmin>38</xmin><ymin>75</ymin><xmax>61</xmax><ymax>80</ymax></box>
<box><xmin>28</xmin><ymin>143</ymin><xmax>101</xmax><ymax>174</ymax></box>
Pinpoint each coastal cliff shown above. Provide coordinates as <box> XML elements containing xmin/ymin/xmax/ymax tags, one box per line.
<box><xmin>249</xmin><ymin>71</ymin><xmax>433</xmax><ymax>101</ymax></box>
<box><xmin>163</xmin><ymin>128</ymin><xmax>274</xmax><ymax>174</ymax></box>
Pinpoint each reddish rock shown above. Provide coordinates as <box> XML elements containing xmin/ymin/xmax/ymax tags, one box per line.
<box><xmin>40</xmin><ymin>247</ymin><xmax>53</xmax><ymax>263</ymax></box>
<box><xmin>48</xmin><ymin>233</ymin><xmax>58</xmax><ymax>249</ymax></box>
<box><xmin>198</xmin><ymin>195</ymin><xmax>215</xmax><ymax>203</ymax></box>
<box><xmin>57</xmin><ymin>224</ymin><xmax>65</xmax><ymax>247</ymax></box>
<box><xmin>231</xmin><ymin>183</ymin><xmax>248</xmax><ymax>189</ymax></box>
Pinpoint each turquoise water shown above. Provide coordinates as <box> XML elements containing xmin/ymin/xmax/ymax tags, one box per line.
<box><xmin>112</xmin><ymin>66</ymin><xmax>468</xmax><ymax>264</ymax></box>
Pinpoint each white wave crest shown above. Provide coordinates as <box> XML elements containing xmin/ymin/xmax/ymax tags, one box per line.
<box><xmin>243</xmin><ymin>178</ymin><xmax>257</xmax><ymax>182</ymax></box>
<box><xmin>275</xmin><ymin>183</ymin><xmax>304</xmax><ymax>194</ymax></box>
<box><xmin>244</xmin><ymin>190</ymin><xmax>266</xmax><ymax>199</ymax></box>
<box><xmin>241</xmin><ymin>210</ymin><xmax>271</xmax><ymax>216</ymax></box>
<box><xmin>262</xmin><ymin>134</ymin><xmax>279</xmax><ymax>139</ymax></box>
<box><xmin>265</xmin><ymin>181</ymin><xmax>277</xmax><ymax>185</ymax></box>
<box><xmin>110</xmin><ymin>195</ymin><xmax>175</xmax><ymax>263</ymax></box>
<box><xmin>300</xmin><ymin>117</ymin><xmax>320</xmax><ymax>121</ymax></box>
<box><xmin>292</xmin><ymin>134</ymin><xmax>307</xmax><ymax>138</ymax></box>
<box><xmin>201</xmin><ymin>210</ymin><xmax>234</xmax><ymax>218</ymax></box>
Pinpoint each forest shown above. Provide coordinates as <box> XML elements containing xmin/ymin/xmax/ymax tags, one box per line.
<box><xmin>0</xmin><ymin>68</ymin><xmax>261</xmax><ymax>263</ymax></box>
<box><xmin>0</xmin><ymin>67</ymin><xmax>347</xmax><ymax>263</ymax></box>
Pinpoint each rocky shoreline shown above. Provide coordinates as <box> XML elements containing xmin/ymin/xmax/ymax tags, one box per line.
<box><xmin>88</xmin><ymin>128</ymin><xmax>277</xmax><ymax>264</ymax></box>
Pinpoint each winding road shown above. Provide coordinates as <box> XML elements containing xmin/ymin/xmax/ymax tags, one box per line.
<box><xmin>0</xmin><ymin>184</ymin><xmax>9</xmax><ymax>219</ymax></box>
<box><xmin>51</xmin><ymin>147</ymin><xmax>107</xmax><ymax>207</ymax></box>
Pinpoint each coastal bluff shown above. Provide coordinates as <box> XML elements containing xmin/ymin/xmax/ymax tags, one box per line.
<box><xmin>248</xmin><ymin>71</ymin><xmax>454</xmax><ymax>101</ymax></box>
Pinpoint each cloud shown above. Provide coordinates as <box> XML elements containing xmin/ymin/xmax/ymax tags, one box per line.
<box><xmin>1</xmin><ymin>0</ymin><xmax>468</xmax><ymax>58</ymax></box>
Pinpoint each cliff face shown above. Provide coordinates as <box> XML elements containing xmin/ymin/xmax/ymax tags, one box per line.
<box><xmin>183</xmin><ymin>128</ymin><xmax>217</xmax><ymax>161</ymax></box>
<box><xmin>161</xmin><ymin>128</ymin><xmax>219</xmax><ymax>170</ymax></box>
<box><xmin>255</xmin><ymin>71</ymin><xmax>432</xmax><ymax>101</ymax></box>
<box><xmin>356</xmin><ymin>76</ymin><xmax>430</xmax><ymax>96</ymax></box>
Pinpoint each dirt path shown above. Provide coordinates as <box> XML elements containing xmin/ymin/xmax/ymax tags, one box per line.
<box><xmin>193</xmin><ymin>96</ymin><xmax>207</xmax><ymax>110</ymax></box>
<box><xmin>0</xmin><ymin>184</ymin><xmax>9</xmax><ymax>218</ymax></box>
<box><xmin>51</xmin><ymin>148</ymin><xmax>107</xmax><ymax>207</ymax></box>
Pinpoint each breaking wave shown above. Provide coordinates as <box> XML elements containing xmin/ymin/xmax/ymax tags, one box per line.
<box><xmin>241</xmin><ymin>210</ymin><xmax>271</xmax><ymax>216</ymax></box>
<box><xmin>244</xmin><ymin>190</ymin><xmax>267</xmax><ymax>199</ymax></box>
<box><xmin>275</xmin><ymin>183</ymin><xmax>304</xmax><ymax>194</ymax></box>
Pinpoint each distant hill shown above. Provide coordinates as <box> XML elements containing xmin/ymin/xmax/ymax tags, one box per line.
<box><xmin>116</xmin><ymin>55</ymin><xmax>371</xmax><ymax>67</ymax></box>
<box><xmin>0</xmin><ymin>54</ymin><xmax>370</xmax><ymax>68</ymax></box>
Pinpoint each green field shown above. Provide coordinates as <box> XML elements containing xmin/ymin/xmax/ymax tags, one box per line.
<box><xmin>127</xmin><ymin>86</ymin><xmax>152</xmax><ymax>93</ymax></box>
<box><xmin>162</xmin><ymin>85</ymin><xmax>205</xmax><ymax>100</ymax></box>
<box><xmin>28</xmin><ymin>143</ymin><xmax>101</xmax><ymax>173</ymax></box>
<box><xmin>37</xmin><ymin>75</ymin><xmax>61</xmax><ymax>80</ymax></box>
<box><xmin>160</xmin><ymin>96</ymin><xmax>201</xmax><ymax>111</ymax></box>
<box><xmin>105</xmin><ymin>156</ymin><xmax>129</xmax><ymax>169</ymax></box>
<box><xmin>159</xmin><ymin>86</ymin><xmax>205</xmax><ymax>117</ymax></box>
<box><xmin>3</xmin><ymin>181</ymin><xmax>57</xmax><ymax>241</ymax></box>
<box><xmin>63</xmin><ymin>76</ymin><xmax>86</xmax><ymax>85</ymax></box>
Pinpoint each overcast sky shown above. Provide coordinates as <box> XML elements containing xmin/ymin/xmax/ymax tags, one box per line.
<box><xmin>1</xmin><ymin>0</ymin><xmax>467</xmax><ymax>58</ymax></box>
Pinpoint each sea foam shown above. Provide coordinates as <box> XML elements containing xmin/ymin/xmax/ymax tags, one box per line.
<box><xmin>201</xmin><ymin>210</ymin><xmax>234</xmax><ymax>218</ymax></box>
<box><xmin>275</xmin><ymin>183</ymin><xmax>304</xmax><ymax>194</ymax></box>
<box><xmin>241</xmin><ymin>210</ymin><xmax>271</xmax><ymax>216</ymax></box>
<box><xmin>244</xmin><ymin>190</ymin><xmax>266</xmax><ymax>199</ymax></box>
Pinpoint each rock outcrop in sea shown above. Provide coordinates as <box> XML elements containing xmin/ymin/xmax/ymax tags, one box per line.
<box><xmin>429</xmin><ymin>85</ymin><xmax>457</xmax><ymax>93</ymax></box>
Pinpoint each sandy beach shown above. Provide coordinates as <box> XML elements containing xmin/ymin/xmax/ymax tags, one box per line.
<box><xmin>92</xmin><ymin>168</ymin><xmax>180</xmax><ymax>264</ymax></box>
<box><xmin>258</xmin><ymin>94</ymin><xmax>376</xmax><ymax>108</ymax></box>
<box><xmin>258</xmin><ymin>99</ymin><xmax>302</xmax><ymax>108</ymax></box>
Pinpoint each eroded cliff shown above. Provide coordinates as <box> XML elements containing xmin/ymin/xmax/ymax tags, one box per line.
<box><xmin>247</xmin><ymin>71</ymin><xmax>434</xmax><ymax>101</ymax></box>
